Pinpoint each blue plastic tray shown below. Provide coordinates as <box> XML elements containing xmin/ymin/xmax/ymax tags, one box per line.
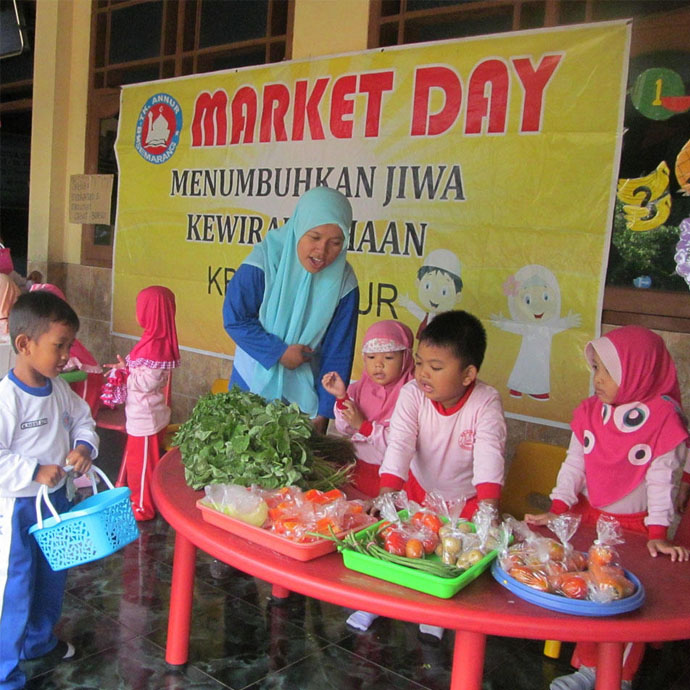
<box><xmin>491</xmin><ymin>560</ymin><xmax>645</xmax><ymax>616</ymax></box>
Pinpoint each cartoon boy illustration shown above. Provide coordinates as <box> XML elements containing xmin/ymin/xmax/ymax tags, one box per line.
<box><xmin>490</xmin><ymin>264</ymin><xmax>580</xmax><ymax>401</ymax></box>
<box><xmin>398</xmin><ymin>249</ymin><xmax>463</xmax><ymax>338</ymax></box>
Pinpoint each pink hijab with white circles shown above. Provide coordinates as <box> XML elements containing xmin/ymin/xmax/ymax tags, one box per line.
<box><xmin>571</xmin><ymin>325</ymin><xmax>688</xmax><ymax>507</ymax></box>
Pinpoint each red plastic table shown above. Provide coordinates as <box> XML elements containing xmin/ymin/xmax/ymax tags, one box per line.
<box><xmin>152</xmin><ymin>449</ymin><xmax>690</xmax><ymax>690</ymax></box>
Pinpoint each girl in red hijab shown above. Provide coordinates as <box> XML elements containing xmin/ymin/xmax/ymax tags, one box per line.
<box><xmin>526</xmin><ymin>325</ymin><xmax>689</xmax><ymax>690</ymax></box>
<box><xmin>29</xmin><ymin>283</ymin><xmax>103</xmax><ymax>417</ymax></box>
<box><xmin>108</xmin><ymin>286</ymin><xmax>180</xmax><ymax>521</ymax></box>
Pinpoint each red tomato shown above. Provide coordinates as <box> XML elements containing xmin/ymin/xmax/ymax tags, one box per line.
<box><xmin>420</xmin><ymin>530</ymin><xmax>439</xmax><ymax>555</ymax></box>
<box><xmin>384</xmin><ymin>530</ymin><xmax>407</xmax><ymax>556</ymax></box>
<box><xmin>377</xmin><ymin>521</ymin><xmax>394</xmax><ymax>538</ymax></box>
<box><xmin>552</xmin><ymin>572</ymin><xmax>589</xmax><ymax>600</ymax></box>
<box><xmin>421</xmin><ymin>513</ymin><xmax>443</xmax><ymax>534</ymax></box>
<box><xmin>410</xmin><ymin>511</ymin><xmax>443</xmax><ymax>534</ymax></box>
<box><xmin>410</xmin><ymin>512</ymin><xmax>424</xmax><ymax>528</ymax></box>
<box><xmin>405</xmin><ymin>538</ymin><xmax>424</xmax><ymax>559</ymax></box>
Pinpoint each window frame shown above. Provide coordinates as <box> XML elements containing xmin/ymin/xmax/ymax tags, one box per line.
<box><xmin>368</xmin><ymin>0</ymin><xmax>690</xmax><ymax>333</ymax></box>
<box><xmin>82</xmin><ymin>0</ymin><xmax>294</xmax><ymax>268</ymax></box>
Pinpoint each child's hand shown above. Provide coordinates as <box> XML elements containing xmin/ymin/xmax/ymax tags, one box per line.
<box><xmin>280</xmin><ymin>344</ymin><xmax>313</xmax><ymax>370</ymax></box>
<box><xmin>34</xmin><ymin>464</ymin><xmax>65</xmax><ymax>487</ymax></box>
<box><xmin>66</xmin><ymin>445</ymin><xmax>93</xmax><ymax>475</ymax></box>
<box><xmin>524</xmin><ymin>512</ymin><xmax>556</xmax><ymax>526</ymax></box>
<box><xmin>103</xmin><ymin>354</ymin><xmax>127</xmax><ymax>370</ymax></box>
<box><xmin>321</xmin><ymin>371</ymin><xmax>346</xmax><ymax>398</ymax></box>
<box><xmin>676</xmin><ymin>482</ymin><xmax>690</xmax><ymax>513</ymax></box>
<box><xmin>342</xmin><ymin>400</ymin><xmax>365</xmax><ymax>430</ymax></box>
<box><xmin>647</xmin><ymin>538</ymin><xmax>690</xmax><ymax>562</ymax></box>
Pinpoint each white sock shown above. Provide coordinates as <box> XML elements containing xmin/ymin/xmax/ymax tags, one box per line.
<box><xmin>346</xmin><ymin>610</ymin><xmax>378</xmax><ymax>631</ymax></box>
<box><xmin>418</xmin><ymin>624</ymin><xmax>444</xmax><ymax>640</ymax></box>
<box><xmin>550</xmin><ymin>666</ymin><xmax>596</xmax><ymax>690</ymax></box>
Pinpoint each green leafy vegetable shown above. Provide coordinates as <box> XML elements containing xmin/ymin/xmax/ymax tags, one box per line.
<box><xmin>174</xmin><ymin>386</ymin><xmax>354</xmax><ymax>490</ymax></box>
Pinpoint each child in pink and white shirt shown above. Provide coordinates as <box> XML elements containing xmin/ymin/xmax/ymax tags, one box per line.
<box><xmin>108</xmin><ymin>286</ymin><xmax>180</xmax><ymax>521</ymax></box>
<box><xmin>379</xmin><ymin>309</ymin><xmax>506</xmax><ymax>518</ymax></box>
<box><xmin>526</xmin><ymin>325</ymin><xmax>689</xmax><ymax>690</ymax></box>
<box><xmin>349</xmin><ymin>310</ymin><xmax>507</xmax><ymax>637</ymax></box>
<box><xmin>321</xmin><ymin>319</ymin><xmax>415</xmax><ymax>498</ymax></box>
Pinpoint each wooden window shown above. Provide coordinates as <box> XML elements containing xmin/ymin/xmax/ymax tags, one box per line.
<box><xmin>369</xmin><ymin>0</ymin><xmax>690</xmax><ymax>332</ymax></box>
<box><xmin>83</xmin><ymin>0</ymin><xmax>294</xmax><ymax>266</ymax></box>
<box><xmin>0</xmin><ymin>0</ymin><xmax>35</xmax><ymax>268</ymax></box>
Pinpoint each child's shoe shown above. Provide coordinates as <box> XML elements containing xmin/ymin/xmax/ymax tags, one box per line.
<box><xmin>346</xmin><ymin>610</ymin><xmax>378</xmax><ymax>631</ymax></box>
<box><xmin>27</xmin><ymin>640</ymin><xmax>75</xmax><ymax>664</ymax></box>
<box><xmin>418</xmin><ymin>624</ymin><xmax>444</xmax><ymax>643</ymax></box>
<box><xmin>550</xmin><ymin>666</ymin><xmax>595</xmax><ymax>690</ymax></box>
<box><xmin>55</xmin><ymin>641</ymin><xmax>75</xmax><ymax>660</ymax></box>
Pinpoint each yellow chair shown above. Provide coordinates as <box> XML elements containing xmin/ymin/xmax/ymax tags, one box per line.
<box><xmin>211</xmin><ymin>378</ymin><xmax>229</xmax><ymax>394</ymax></box>
<box><xmin>501</xmin><ymin>440</ymin><xmax>566</xmax><ymax>520</ymax></box>
<box><xmin>502</xmin><ymin>440</ymin><xmax>568</xmax><ymax>659</ymax></box>
<box><xmin>162</xmin><ymin>423</ymin><xmax>180</xmax><ymax>451</ymax></box>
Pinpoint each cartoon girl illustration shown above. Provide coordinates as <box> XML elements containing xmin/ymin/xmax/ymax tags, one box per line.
<box><xmin>397</xmin><ymin>249</ymin><xmax>463</xmax><ymax>338</ymax></box>
<box><xmin>490</xmin><ymin>264</ymin><xmax>580</xmax><ymax>401</ymax></box>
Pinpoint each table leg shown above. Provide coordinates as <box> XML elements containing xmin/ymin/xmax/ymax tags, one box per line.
<box><xmin>166</xmin><ymin>532</ymin><xmax>197</xmax><ymax>666</ymax></box>
<box><xmin>450</xmin><ymin>630</ymin><xmax>486</xmax><ymax>690</ymax></box>
<box><xmin>271</xmin><ymin>584</ymin><xmax>290</xmax><ymax>599</ymax></box>
<box><xmin>595</xmin><ymin>642</ymin><xmax>623</xmax><ymax>690</ymax></box>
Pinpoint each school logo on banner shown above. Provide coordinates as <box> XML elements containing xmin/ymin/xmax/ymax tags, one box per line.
<box><xmin>135</xmin><ymin>93</ymin><xmax>183</xmax><ymax>164</ymax></box>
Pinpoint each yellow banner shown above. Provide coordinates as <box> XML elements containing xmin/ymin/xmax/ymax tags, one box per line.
<box><xmin>114</xmin><ymin>21</ymin><xmax>630</xmax><ymax>426</ymax></box>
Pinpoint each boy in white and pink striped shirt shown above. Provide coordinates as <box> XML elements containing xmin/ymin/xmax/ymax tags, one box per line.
<box><xmin>348</xmin><ymin>311</ymin><xmax>507</xmax><ymax>638</ymax></box>
<box><xmin>379</xmin><ymin>310</ymin><xmax>506</xmax><ymax>518</ymax></box>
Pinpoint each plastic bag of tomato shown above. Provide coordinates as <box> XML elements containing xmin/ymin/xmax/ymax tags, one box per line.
<box><xmin>197</xmin><ymin>484</ymin><xmax>376</xmax><ymax>561</ymax></box>
<box><xmin>329</xmin><ymin>493</ymin><xmax>506</xmax><ymax>598</ymax></box>
<box><xmin>491</xmin><ymin>515</ymin><xmax>645</xmax><ymax>616</ymax></box>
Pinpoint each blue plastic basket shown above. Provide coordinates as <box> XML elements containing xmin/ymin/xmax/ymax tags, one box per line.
<box><xmin>29</xmin><ymin>466</ymin><xmax>139</xmax><ymax>571</ymax></box>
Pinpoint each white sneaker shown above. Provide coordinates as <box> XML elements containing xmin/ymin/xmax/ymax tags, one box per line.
<box><xmin>550</xmin><ymin>666</ymin><xmax>596</xmax><ymax>690</ymax></box>
<box><xmin>346</xmin><ymin>610</ymin><xmax>378</xmax><ymax>631</ymax></box>
<box><xmin>418</xmin><ymin>624</ymin><xmax>444</xmax><ymax>641</ymax></box>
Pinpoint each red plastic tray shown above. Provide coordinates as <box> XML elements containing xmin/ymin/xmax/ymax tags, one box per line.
<box><xmin>196</xmin><ymin>499</ymin><xmax>341</xmax><ymax>561</ymax></box>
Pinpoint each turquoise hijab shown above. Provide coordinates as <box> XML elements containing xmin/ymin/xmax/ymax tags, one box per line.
<box><xmin>242</xmin><ymin>186</ymin><xmax>357</xmax><ymax>416</ymax></box>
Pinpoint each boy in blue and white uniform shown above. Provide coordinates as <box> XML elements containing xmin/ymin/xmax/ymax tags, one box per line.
<box><xmin>0</xmin><ymin>290</ymin><xmax>98</xmax><ymax>690</ymax></box>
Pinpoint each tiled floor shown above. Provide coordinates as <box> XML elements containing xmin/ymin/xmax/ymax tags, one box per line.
<box><xmin>22</xmin><ymin>429</ymin><xmax>690</xmax><ymax>690</ymax></box>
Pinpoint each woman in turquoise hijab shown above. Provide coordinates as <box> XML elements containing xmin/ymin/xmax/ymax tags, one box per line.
<box><xmin>223</xmin><ymin>186</ymin><xmax>359</xmax><ymax>433</ymax></box>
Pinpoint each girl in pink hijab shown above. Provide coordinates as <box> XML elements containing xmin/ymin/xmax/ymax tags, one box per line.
<box><xmin>324</xmin><ymin>319</ymin><xmax>418</xmax><ymax>635</ymax></box>
<box><xmin>107</xmin><ymin>286</ymin><xmax>180</xmax><ymax>521</ymax></box>
<box><xmin>526</xmin><ymin>325</ymin><xmax>689</xmax><ymax>690</ymax></box>
<box><xmin>29</xmin><ymin>283</ymin><xmax>103</xmax><ymax>416</ymax></box>
<box><xmin>0</xmin><ymin>274</ymin><xmax>21</xmax><ymax>377</ymax></box>
<box><xmin>322</xmin><ymin>319</ymin><xmax>415</xmax><ymax>497</ymax></box>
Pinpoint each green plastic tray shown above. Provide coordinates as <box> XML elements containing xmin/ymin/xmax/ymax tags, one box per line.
<box><xmin>59</xmin><ymin>370</ymin><xmax>88</xmax><ymax>383</ymax></box>
<box><xmin>341</xmin><ymin>514</ymin><xmax>499</xmax><ymax>599</ymax></box>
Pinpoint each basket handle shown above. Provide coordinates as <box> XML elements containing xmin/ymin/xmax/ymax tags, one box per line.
<box><xmin>33</xmin><ymin>464</ymin><xmax>115</xmax><ymax>529</ymax></box>
<box><xmin>34</xmin><ymin>484</ymin><xmax>63</xmax><ymax>530</ymax></box>
<box><xmin>77</xmin><ymin>465</ymin><xmax>115</xmax><ymax>494</ymax></box>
